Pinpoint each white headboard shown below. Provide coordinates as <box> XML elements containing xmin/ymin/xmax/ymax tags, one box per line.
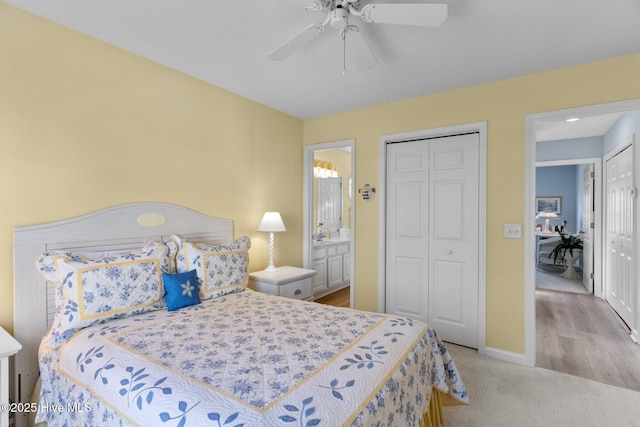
<box><xmin>13</xmin><ymin>202</ymin><xmax>233</xmax><ymax>425</ymax></box>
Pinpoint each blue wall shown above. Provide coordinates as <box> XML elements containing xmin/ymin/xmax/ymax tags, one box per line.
<box><xmin>537</xmin><ymin>136</ymin><xmax>603</xmax><ymax>162</ymax></box>
<box><xmin>604</xmin><ymin>111</ymin><xmax>640</xmax><ymax>154</ymax></box>
<box><xmin>536</xmin><ymin>165</ymin><xmax>578</xmax><ymax>233</ymax></box>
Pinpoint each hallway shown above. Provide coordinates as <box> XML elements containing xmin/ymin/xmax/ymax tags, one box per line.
<box><xmin>536</xmin><ymin>286</ymin><xmax>640</xmax><ymax>391</ymax></box>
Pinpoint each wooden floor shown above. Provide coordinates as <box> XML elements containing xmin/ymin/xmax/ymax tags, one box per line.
<box><xmin>536</xmin><ymin>288</ymin><xmax>640</xmax><ymax>391</ymax></box>
<box><xmin>314</xmin><ymin>287</ymin><xmax>350</xmax><ymax>308</ymax></box>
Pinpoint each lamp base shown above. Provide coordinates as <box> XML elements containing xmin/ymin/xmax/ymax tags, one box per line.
<box><xmin>264</xmin><ymin>232</ymin><xmax>278</xmax><ymax>273</ymax></box>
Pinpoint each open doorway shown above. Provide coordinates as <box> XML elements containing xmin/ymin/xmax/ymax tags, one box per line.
<box><xmin>535</xmin><ymin>159</ymin><xmax>601</xmax><ymax>296</ymax></box>
<box><xmin>303</xmin><ymin>140</ymin><xmax>355</xmax><ymax>308</ymax></box>
<box><xmin>525</xmin><ymin>99</ymin><xmax>640</xmax><ymax>378</ymax></box>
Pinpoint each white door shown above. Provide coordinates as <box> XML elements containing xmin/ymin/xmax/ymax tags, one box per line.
<box><xmin>605</xmin><ymin>145</ymin><xmax>634</xmax><ymax>328</ymax></box>
<box><xmin>386</xmin><ymin>140</ymin><xmax>430</xmax><ymax>324</ymax></box>
<box><xmin>317</xmin><ymin>177</ymin><xmax>343</xmax><ymax>231</ymax></box>
<box><xmin>582</xmin><ymin>164</ymin><xmax>595</xmax><ymax>293</ymax></box>
<box><xmin>386</xmin><ymin>133</ymin><xmax>479</xmax><ymax>348</ymax></box>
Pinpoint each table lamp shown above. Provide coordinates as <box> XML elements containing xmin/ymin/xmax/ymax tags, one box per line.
<box><xmin>536</xmin><ymin>212</ymin><xmax>558</xmax><ymax>234</ymax></box>
<box><xmin>258</xmin><ymin>212</ymin><xmax>286</xmax><ymax>272</ymax></box>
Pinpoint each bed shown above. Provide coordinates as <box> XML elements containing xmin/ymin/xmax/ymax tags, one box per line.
<box><xmin>13</xmin><ymin>202</ymin><xmax>467</xmax><ymax>427</ymax></box>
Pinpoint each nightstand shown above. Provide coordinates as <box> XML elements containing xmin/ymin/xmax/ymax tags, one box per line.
<box><xmin>0</xmin><ymin>327</ymin><xmax>21</xmax><ymax>427</ymax></box>
<box><xmin>249</xmin><ymin>266</ymin><xmax>316</xmax><ymax>301</ymax></box>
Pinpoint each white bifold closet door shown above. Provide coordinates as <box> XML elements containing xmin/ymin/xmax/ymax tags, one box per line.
<box><xmin>385</xmin><ymin>133</ymin><xmax>479</xmax><ymax>348</ymax></box>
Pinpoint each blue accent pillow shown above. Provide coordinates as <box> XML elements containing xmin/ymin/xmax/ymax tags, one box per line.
<box><xmin>163</xmin><ymin>270</ymin><xmax>201</xmax><ymax>311</ymax></box>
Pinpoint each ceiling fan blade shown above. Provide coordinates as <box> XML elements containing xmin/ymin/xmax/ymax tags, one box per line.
<box><xmin>345</xmin><ymin>27</ymin><xmax>377</xmax><ymax>72</ymax></box>
<box><xmin>359</xmin><ymin>3</ymin><xmax>448</xmax><ymax>27</ymax></box>
<box><xmin>268</xmin><ymin>24</ymin><xmax>324</xmax><ymax>60</ymax></box>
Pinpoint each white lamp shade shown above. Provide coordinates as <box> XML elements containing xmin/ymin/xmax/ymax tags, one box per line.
<box><xmin>258</xmin><ymin>212</ymin><xmax>286</xmax><ymax>232</ymax></box>
<box><xmin>536</xmin><ymin>211</ymin><xmax>558</xmax><ymax>233</ymax></box>
<box><xmin>536</xmin><ymin>212</ymin><xmax>558</xmax><ymax>219</ymax></box>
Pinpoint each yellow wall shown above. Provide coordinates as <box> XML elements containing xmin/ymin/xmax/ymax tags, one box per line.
<box><xmin>303</xmin><ymin>53</ymin><xmax>640</xmax><ymax>354</ymax></box>
<box><xmin>0</xmin><ymin>4</ymin><xmax>303</xmax><ymax>333</ymax></box>
<box><xmin>4</xmin><ymin>2</ymin><xmax>640</xmax><ymax>356</ymax></box>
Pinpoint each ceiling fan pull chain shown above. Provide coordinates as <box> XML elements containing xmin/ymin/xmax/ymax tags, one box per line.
<box><xmin>342</xmin><ymin>27</ymin><xmax>347</xmax><ymax>75</ymax></box>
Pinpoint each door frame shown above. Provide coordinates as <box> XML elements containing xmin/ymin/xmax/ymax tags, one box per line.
<box><xmin>378</xmin><ymin>121</ymin><xmax>488</xmax><ymax>357</ymax></box>
<box><xmin>535</xmin><ymin>158</ymin><xmax>603</xmax><ymax>298</ymax></box>
<box><xmin>303</xmin><ymin>139</ymin><xmax>355</xmax><ymax>307</ymax></box>
<box><xmin>524</xmin><ymin>98</ymin><xmax>640</xmax><ymax>366</ymax></box>
<box><xmin>603</xmin><ymin>136</ymin><xmax>636</xmax><ymax>337</ymax></box>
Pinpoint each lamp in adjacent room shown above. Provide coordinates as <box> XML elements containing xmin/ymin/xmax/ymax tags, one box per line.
<box><xmin>258</xmin><ymin>212</ymin><xmax>286</xmax><ymax>272</ymax></box>
<box><xmin>535</xmin><ymin>211</ymin><xmax>558</xmax><ymax>233</ymax></box>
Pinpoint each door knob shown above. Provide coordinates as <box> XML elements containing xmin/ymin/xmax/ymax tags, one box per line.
<box><xmin>447</xmin><ymin>250</ymin><xmax>453</xmax><ymax>254</ymax></box>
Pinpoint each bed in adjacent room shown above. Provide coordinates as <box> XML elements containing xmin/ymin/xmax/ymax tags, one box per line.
<box><xmin>13</xmin><ymin>202</ymin><xmax>467</xmax><ymax>427</ymax></box>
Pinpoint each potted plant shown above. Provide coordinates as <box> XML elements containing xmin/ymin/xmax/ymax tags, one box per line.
<box><xmin>548</xmin><ymin>234</ymin><xmax>584</xmax><ymax>279</ymax></box>
<box><xmin>549</xmin><ymin>234</ymin><xmax>583</xmax><ymax>265</ymax></box>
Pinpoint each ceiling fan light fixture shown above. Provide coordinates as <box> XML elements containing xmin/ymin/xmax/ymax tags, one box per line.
<box><xmin>330</xmin><ymin>7</ymin><xmax>349</xmax><ymax>29</ymax></box>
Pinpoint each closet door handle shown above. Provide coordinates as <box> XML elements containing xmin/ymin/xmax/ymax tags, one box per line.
<box><xmin>447</xmin><ymin>250</ymin><xmax>453</xmax><ymax>255</ymax></box>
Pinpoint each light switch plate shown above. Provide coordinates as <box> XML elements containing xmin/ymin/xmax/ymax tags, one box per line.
<box><xmin>504</xmin><ymin>223</ymin><xmax>522</xmax><ymax>239</ymax></box>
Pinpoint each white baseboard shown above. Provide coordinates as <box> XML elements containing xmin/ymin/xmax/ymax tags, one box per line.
<box><xmin>482</xmin><ymin>346</ymin><xmax>531</xmax><ymax>366</ymax></box>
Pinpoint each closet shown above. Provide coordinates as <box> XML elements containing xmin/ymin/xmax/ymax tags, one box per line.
<box><xmin>385</xmin><ymin>132</ymin><xmax>480</xmax><ymax>348</ymax></box>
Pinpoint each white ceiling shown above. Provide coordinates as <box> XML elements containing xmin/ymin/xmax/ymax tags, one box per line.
<box><xmin>6</xmin><ymin>0</ymin><xmax>640</xmax><ymax>125</ymax></box>
<box><xmin>535</xmin><ymin>112</ymin><xmax>627</xmax><ymax>142</ymax></box>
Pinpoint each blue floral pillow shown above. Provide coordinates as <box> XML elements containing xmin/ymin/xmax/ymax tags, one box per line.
<box><xmin>172</xmin><ymin>235</ymin><xmax>251</xmax><ymax>299</ymax></box>
<box><xmin>36</xmin><ymin>241</ymin><xmax>172</xmax><ymax>347</ymax></box>
<box><xmin>163</xmin><ymin>270</ymin><xmax>201</xmax><ymax>311</ymax></box>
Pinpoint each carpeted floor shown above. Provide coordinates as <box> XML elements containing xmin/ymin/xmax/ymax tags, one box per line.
<box><xmin>442</xmin><ymin>343</ymin><xmax>640</xmax><ymax>426</ymax></box>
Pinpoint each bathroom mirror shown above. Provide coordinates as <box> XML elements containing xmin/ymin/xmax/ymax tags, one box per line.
<box><xmin>313</xmin><ymin>148</ymin><xmax>352</xmax><ymax>238</ymax></box>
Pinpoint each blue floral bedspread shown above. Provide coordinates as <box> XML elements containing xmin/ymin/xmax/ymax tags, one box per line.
<box><xmin>37</xmin><ymin>290</ymin><xmax>467</xmax><ymax>426</ymax></box>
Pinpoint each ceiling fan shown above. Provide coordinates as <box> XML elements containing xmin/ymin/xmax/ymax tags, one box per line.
<box><xmin>268</xmin><ymin>0</ymin><xmax>448</xmax><ymax>72</ymax></box>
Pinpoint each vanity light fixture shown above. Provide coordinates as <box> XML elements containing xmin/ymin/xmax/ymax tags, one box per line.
<box><xmin>313</xmin><ymin>160</ymin><xmax>338</xmax><ymax>178</ymax></box>
<box><xmin>258</xmin><ymin>212</ymin><xmax>286</xmax><ymax>273</ymax></box>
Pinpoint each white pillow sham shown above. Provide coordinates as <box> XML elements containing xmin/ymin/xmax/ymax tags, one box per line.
<box><xmin>36</xmin><ymin>241</ymin><xmax>173</xmax><ymax>347</ymax></box>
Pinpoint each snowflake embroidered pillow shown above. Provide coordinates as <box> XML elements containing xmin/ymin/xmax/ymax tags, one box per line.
<box><xmin>163</xmin><ymin>270</ymin><xmax>201</xmax><ymax>311</ymax></box>
<box><xmin>172</xmin><ymin>235</ymin><xmax>250</xmax><ymax>299</ymax></box>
